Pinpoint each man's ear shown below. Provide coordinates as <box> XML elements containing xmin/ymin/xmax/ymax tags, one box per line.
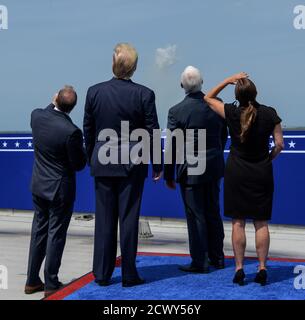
<box><xmin>132</xmin><ymin>65</ymin><xmax>137</xmax><ymax>75</ymax></box>
<box><xmin>112</xmin><ymin>55</ymin><xmax>115</xmax><ymax>70</ymax></box>
<box><xmin>180</xmin><ymin>83</ymin><xmax>184</xmax><ymax>89</ymax></box>
<box><xmin>52</xmin><ymin>93</ymin><xmax>59</xmax><ymax>106</ymax></box>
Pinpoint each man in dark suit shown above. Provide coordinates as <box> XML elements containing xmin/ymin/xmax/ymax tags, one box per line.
<box><xmin>164</xmin><ymin>66</ymin><xmax>227</xmax><ymax>273</ymax></box>
<box><xmin>25</xmin><ymin>86</ymin><xmax>86</xmax><ymax>297</ymax></box>
<box><xmin>83</xmin><ymin>43</ymin><xmax>162</xmax><ymax>287</ymax></box>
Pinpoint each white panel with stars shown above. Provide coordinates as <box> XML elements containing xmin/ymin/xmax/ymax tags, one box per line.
<box><xmin>0</xmin><ymin>134</ymin><xmax>305</xmax><ymax>153</ymax></box>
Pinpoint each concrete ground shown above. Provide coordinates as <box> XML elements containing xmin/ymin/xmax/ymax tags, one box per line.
<box><xmin>0</xmin><ymin>209</ymin><xmax>305</xmax><ymax>300</ymax></box>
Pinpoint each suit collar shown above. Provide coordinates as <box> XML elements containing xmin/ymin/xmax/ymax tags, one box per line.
<box><xmin>46</xmin><ymin>104</ymin><xmax>72</xmax><ymax>123</ymax></box>
<box><xmin>111</xmin><ymin>77</ymin><xmax>133</xmax><ymax>83</ymax></box>
<box><xmin>185</xmin><ymin>91</ymin><xmax>205</xmax><ymax>100</ymax></box>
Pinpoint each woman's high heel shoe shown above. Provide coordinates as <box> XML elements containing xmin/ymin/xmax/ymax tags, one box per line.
<box><xmin>233</xmin><ymin>269</ymin><xmax>245</xmax><ymax>286</ymax></box>
<box><xmin>254</xmin><ymin>269</ymin><xmax>267</xmax><ymax>286</ymax></box>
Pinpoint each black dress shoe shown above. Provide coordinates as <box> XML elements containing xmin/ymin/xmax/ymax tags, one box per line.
<box><xmin>178</xmin><ymin>264</ymin><xmax>209</xmax><ymax>274</ymax></box>
<box><xmin>210</xmin><ymin>259</ymin><xmax>225</xmax><ymax>269</ymax></box>
<box><xmin>122</xmin><ymin>278</ymin><xmax>145</xmax><ymax>287</ymax></box>
<box><xmin>95</xmin><ymin>279</ymin><xmax>111</xmax><ymax>287</ymax></box>
<box><xmin>254</xmin><ymin>269</ymin><xmax>267</xmax><ymax>286</ymax></box>
<box><xmin>233</xmin><ymin>269</ymin><xmax>245</xmax><ymax>286</ymax></box>
<box><xmin>24</xmin><ymin>282</ymin><xmax>44</xmax><ymax>295</ymax></box>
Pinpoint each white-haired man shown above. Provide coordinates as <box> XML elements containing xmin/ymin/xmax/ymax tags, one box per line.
<box><xmin>83</xmin><ymin>43</ymin><xmax>162</xmax><ymax>287</ymax></box>
<box><xmin>164</xmin><ymin>66</ymin><xmax>227</xmax><ymax>273</ymax></box>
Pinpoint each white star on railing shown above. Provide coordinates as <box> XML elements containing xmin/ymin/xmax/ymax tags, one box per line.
<box><xmin>15</xmin><ymin>142</ymin><xmax>20</xmax><ymax>148</ymax></box>
<box><xmin>2</xmin><ymin>142</ymin><xmax>7</xmax><ymax>148</ymax></box>
<box><xmin>288</xmin><ymin>140</ymin><xmax>296</xmax><ymax>148</ymax></box>
<box><xmin>27</xmin><ymin>141</ymin><xmax>33</xmax><ymax>148</ymax></box>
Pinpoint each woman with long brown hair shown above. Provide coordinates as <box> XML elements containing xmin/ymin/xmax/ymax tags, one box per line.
<box><xmin>204</xmin><ymin>73</ymin><xmax>284</xmax><ymax>286</ymax></box>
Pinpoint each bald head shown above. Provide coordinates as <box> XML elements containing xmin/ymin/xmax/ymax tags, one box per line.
<box><xmin>56</xmin><ymin>85</ymin><xmax>77</xmax><ymax>113</ymax></box>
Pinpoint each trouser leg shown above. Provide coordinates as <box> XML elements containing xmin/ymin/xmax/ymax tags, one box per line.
<box><xmin>203</xmin><ymin>180</ymin><xmax>225</xmax><ymax>262</ymax></box>
<box><xmin>118</xmin><ymin>171</ymin><xmax>145</xmax><ymax>281</ymax></box>
<box><xmin>26</xmin><ymin>195</ymin><xmax>50</xmax><ymax>286</ymax></box>
<box><xmin>93</xmin><ymin>177</ymin><xmax>118</xmax><ymax>281</ymax></box>
<box><xmin>180</xmin><ymin>184</ymin><xmax>208</xmax><ymax>268</ymax></box>
<box><xmin>44</xmin><ymin>195</ymin><xmax>73</xmax><ymax>290</ymax></box>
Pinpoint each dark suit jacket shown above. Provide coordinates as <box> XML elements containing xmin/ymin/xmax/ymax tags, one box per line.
<box><xmin>83</xmin><ymin>77</ymin><xmax>162</xmax><ymax>177</ymax></box>
<box><xmin>164</xmin><ymin>92</ymin><xmax>227</xmax><ymax>185</ymax></box>
<box><xmin>31</xmin><ymin>104</ymin><xmax>87</xmax><ymax>202</ymax></box>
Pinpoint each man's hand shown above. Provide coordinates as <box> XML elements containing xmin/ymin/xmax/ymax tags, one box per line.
<box><xmin>226</xmin><ymin>72</ymin><xmax>248</xmax><ymax>85</ymax></box>
<box><xmin>166</xmin><ymin>180</ymin><xmax>176</xmax><ymax>190</ymax></box>
<box><xmin>152</xmin><ymin>171</ymin><xmax>163</xmax><ymax>182</ymax></box>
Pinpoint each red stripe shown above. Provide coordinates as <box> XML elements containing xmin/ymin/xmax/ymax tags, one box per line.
<box><xmin>45</xmin><ymin>256</ymin><xmax>123</xmax><ymax>301</ymax></box>
<box><xmin>44</xmin><ymin>272</ymin><xmax>94</xmax><ymax>301</ymax></box>
<box><xmin>45</xmin><ymin>252</ymin><xmax>305</xmax><ymax>300</ymax></box>
<box><xmin>115</xmin><ymin>256</ymin><xmax>122</xmax><ymax>267</ymax></box>
<box><xmin>137</xmin><ymin>252</ymin><xmax>190</xmax><ymax>257</ymax></box>
<box><xmin>266</xmin><ymin>256</ymin><xmax>305</xmax><ymax>263</ymax></box>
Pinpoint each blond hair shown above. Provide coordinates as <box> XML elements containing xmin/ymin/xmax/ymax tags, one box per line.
<box><xmin>240</xmin><ymin>102</ymin><xmax>257</xmax><ymax>143</ymax></box>
<box><xmin>112</xmin><ymin>43</ymin><xmax>138</xmax><ymax>79</ymax></box>
<box><xmin>235</xmin><ymin>78</ymin><xmax>258</xmax><ymax>143</ymax></box>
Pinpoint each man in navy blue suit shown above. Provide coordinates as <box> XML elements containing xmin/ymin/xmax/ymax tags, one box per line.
<box><xmin>164</xmin><ymin>66</ymin><xmax>227</xmax><ymax>273</ymax></box>
<box><xmin>25</xmin><ymin>86</ymin><xmax>86</xmax><ymax>297</ymax></box>
<box><xmin>83</xmin><ymin>43</ymin><xmax>162</xmax><ymax>287</ymax></box>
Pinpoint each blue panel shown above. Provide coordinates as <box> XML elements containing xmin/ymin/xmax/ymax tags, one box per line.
<box><xmin>0</xmin><ymin>132</ymin><xmax>305</xmax><ymax>226</ymax></box>
<box><xmin>75</xmin><ymin>167</ymin><xmax>95</xmax><ymax>212</ymax></box>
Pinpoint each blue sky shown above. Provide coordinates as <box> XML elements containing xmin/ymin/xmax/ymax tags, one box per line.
<box><xmin>0</xmin><ymin>0</ymin><xmax>304</xmax><ymax>131</ymax></box>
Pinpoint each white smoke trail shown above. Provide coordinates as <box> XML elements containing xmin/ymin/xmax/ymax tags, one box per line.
<box><xmin>155</xmin><ymin>44</ymin><xmax>177</xmax><ymax>69</ymax></box>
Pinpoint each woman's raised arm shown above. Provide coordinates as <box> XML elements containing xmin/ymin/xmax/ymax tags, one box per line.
<box><xmin>204</xmin><ymin>72</ymin><xmax>248</xmax><ymax>118</ymax></box>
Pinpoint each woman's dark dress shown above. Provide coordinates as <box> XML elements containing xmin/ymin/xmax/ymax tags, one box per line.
<box><xmin>224</xmin><ymin>102</ymin><xmax>282</xmax><ymax>220</ymax></box>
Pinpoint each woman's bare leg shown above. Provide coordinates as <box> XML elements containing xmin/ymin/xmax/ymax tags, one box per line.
<box><xmin>232</xmin><ymin>219</ymin><xmax>246</xmax><ymax>271</ymax></box>
<box><xmin>253</xmin><ymin>220</ymin><xmax>270</xmax><ymax>270</ymax></box>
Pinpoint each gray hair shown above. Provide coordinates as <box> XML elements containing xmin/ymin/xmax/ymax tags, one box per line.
<box><xmin>181</xmin><ymin>66</ymin><xmax>203</xmax><ymax>94</ymax></box>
